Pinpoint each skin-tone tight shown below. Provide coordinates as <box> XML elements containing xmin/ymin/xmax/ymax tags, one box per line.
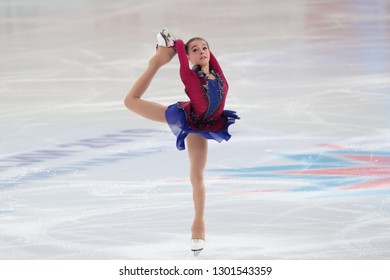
<box><xmin>124</xmin><ymin>46</ymin><xmax>206</xmax><ymax>240</ymax></box>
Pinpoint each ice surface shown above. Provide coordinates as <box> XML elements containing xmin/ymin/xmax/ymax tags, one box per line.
<box><xmin>1</xmin><ymin>0</ymin><xmax>390</xmax><ymax>259</ymax></box>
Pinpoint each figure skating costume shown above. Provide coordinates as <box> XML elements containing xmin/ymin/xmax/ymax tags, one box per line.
<box><xmin>165</xmin><ymin>39</ymin><xmax>239</xmax><ymax>150</ymax></box>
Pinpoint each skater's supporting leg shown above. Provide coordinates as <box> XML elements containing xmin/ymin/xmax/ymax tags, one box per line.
<box><xmin>186</xmin><ymin>133</ymin><xmax>207</xmax><ymax>240</ymax></box>
<box><xmin>124</xmin><ymin>46</ymin><xmax>176</xmax><ymax>122</ymax></box>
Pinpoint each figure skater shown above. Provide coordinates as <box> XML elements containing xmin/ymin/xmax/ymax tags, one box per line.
<box><xmin>124</xmin><ymin>28</ymin><xmax>239</xmax><ymax>255</ymax></box>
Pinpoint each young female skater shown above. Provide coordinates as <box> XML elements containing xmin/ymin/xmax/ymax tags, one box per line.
<box><xmin>124</xmin><ymin>28</ymin><xmax>239</xmax><ymax>255</ymax></box>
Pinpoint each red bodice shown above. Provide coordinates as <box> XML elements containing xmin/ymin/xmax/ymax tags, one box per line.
<box><xmin>174</xmin><ymin>39</ymin><xmax>229</xmax><ymax>132</ymax></box>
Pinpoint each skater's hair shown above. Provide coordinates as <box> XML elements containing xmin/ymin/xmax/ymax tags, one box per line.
<box><xmin>185</xmin><ymin>37</ymin><xmax>209</xmax><ymax>54</ymax></box>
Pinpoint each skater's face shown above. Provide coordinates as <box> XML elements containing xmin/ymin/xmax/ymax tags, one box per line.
<box><xmin>187</xmin><ymin>39</ymin><xmax>210</xmax><ymax>68</ymax></box>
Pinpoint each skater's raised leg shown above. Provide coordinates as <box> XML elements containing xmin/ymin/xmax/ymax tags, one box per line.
<box><xmin>124</xmin><ymin>46</ymin><xmax>176</xmax><ymax>122</ymax></box>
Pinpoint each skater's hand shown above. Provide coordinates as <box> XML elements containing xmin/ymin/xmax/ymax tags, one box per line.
<box><xmin>154</xmin><ymin>46</ymin><xmax>177</xmax><ymax>65</ymax></box>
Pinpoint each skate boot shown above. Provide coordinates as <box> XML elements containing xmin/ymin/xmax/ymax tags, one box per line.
<box><xmin>191</xmin><ymin>239</ymin><xmax>205</xmax><ymax>256</ymax></box>
<box><xmin>191</xmin><ymin>220</ymin><xmax>205</xmax><ymax>256</ymax></box>
<box><xmin>156</xmin><ymin>27</ymin><xmax>176</xmax><ymax>48</ymax></box>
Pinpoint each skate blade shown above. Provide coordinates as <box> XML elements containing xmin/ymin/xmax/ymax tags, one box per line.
<box><xmin>192</xmin><ymin>249</ymin><xmax>203</xmax><ymax>256</ymax></box>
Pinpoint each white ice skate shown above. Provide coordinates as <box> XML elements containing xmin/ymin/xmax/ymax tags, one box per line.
<box><xmin>191</xmin><ymin>239</ymin><xmax>205</xmax><ymax>256</ymax></box>
<box><xmin>156</xmin><ymin>27</ymin><xmax>176</xmax><ymax>48</ymax></box>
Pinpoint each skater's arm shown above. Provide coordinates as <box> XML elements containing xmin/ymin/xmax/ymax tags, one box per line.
<box><xmin>209</xmin><ymin>51</ymin><xmax>223</xmax><ymax>74</ymax></box>
<box><xmin>174</xmin><ymin>39</ymin><xmax>191</xmax><ymax>82</ymax></box>
<box><xmin>210</xmin><ymin>50</ymin><xmax>228</xmax><ymax>90</ymax></box>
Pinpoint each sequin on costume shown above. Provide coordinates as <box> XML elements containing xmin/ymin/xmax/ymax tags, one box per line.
<box><xmin>165</xmin><ymin>39</ymin><xmax>239</xmax><ymax>150</ymax></box>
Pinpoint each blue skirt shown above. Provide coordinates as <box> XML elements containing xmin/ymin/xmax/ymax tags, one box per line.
<box><xmin>165</xmin><ymin>103</ymin><xmax>239</xmax><ymax>150</ymax></box>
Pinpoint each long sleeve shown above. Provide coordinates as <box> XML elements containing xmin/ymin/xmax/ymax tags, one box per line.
<box><xmin>210</xmin><ymin>50</ymin><xmax>228</xmax><ymax>92</ymax></box>
<box><xmin>174</xmin><ymin>39</ymin><xmax>191</xmax><ymax>83</ymax></box>
<box><xmin>209</xmin><ymin>51</ymin><xmax>223</xmax><ymax>74</ymax></box>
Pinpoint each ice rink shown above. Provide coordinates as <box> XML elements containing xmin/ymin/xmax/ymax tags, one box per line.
<box><xmin>1</xmin><ymin>0</ymin><xmax>390</xmax><ymax>260</ymax></box>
